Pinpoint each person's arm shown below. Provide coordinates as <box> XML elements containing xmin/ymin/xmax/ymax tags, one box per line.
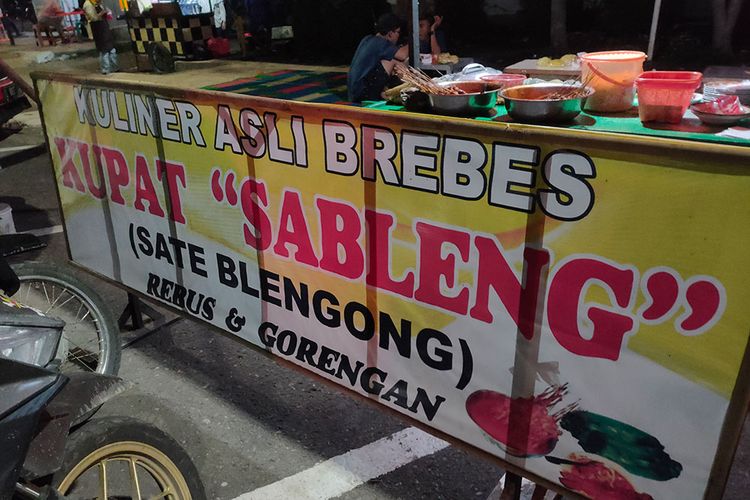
<box><xmin>394</xmin><ymin>44</ymin><xmax>409</xmax><ymax>62</ymax></box>
<box><xmin>429</xmin><ymin>15</ymin><xmax>443</xmax><ymax>54</ymax></box>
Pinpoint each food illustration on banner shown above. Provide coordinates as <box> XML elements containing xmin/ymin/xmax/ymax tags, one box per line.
<box><xmin>557</xmin><ymin>454</ymin><xmax>654</xmax><ymax>500</ymax></box>
<box><xmin>465</xmin><ymin>385</ymin><xmax>577</xmax><ymax>457</ymax></box>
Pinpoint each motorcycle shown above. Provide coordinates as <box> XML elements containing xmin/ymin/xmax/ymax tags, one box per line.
<box><xmin>0</xmin><ymin>262</ymin><xmax>206</xmax><ymax>499</ymax></box>
<box><xmin>1</xmin><ymin>233</ymin><xmax>121</xmax><ymax>375</ymax></box>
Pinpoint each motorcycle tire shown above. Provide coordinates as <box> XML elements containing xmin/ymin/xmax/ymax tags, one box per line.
<box><xmin>53</xmin><ymin>417</ymin><xmax>206</xmax><ymax>500</ymax></box>
<box><xmin>12</xmin><ymin>261</ymin><xmax>121</xmax><ymax>376</ymax></box>
<box><xmin>148</xmin><ymin>42</ymin><xmax>175</xmax><ymax>73</ymax></box>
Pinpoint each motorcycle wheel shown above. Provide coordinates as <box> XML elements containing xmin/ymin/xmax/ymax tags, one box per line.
<box><xmin>12</xmin><ymin>262</ymin><xmax>121</xmax><ymax>376</ymax></box>
<box><xmin>54</xmin><ymin>417</ymin><xmax>206</xmax><ymax>500</ymax></box>
<box><xmin>148</xmin><ymin>42</ymin><xmax>175</xmax><ymax>73</ymax></box>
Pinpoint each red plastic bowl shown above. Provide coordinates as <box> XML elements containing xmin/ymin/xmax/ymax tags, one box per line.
<box><xmin>635</xmin><ymin>71</ymin><xmax>703</xmax><ymax>124</ymax></box>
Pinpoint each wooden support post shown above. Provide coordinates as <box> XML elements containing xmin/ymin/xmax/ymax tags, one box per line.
<box><xmin>499</xmin><ymin>472</ymin><xmax>522</xmax><ymax>500</ymax></box>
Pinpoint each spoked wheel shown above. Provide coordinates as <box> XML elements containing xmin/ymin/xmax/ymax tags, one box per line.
<box><xmin>54</xmin><ymin>417</ymin><xmax>205</xmax><ymax>500</ymax></box>
<box><xmin>12</xmin><ymin>262</ymin><xmax>120</xmax><ymax>375</ymax></box>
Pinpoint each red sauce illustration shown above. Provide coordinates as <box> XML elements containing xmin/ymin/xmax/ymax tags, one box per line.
<box><xmin>559</xmin><ymin>454</ymin><xmax>654</xmax><ymax>500</ymax></box>
<box><xmin>465</xmin><ymin>385</ymin><xmax>576</xmax><ymax>457</ymax></box>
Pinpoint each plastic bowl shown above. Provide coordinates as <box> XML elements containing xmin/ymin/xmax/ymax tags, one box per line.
<box><xmin>479</xmin><ymin>74</ymin><xmax>527</xmax><ymax>90</ymax></box>
<box><xmin>500</xmin><ymin>83</ymin><xmax>595</xmax><ymax>123</ymax></box>
<box><xmin>690</xmin><ymin>105</ymin><xmax>750</xmax><ymax>126</ymax></box>
<box><xmin>635</xmin><ymin>71</ymin><xmax>703</xmax><ymax>124</ymax></box>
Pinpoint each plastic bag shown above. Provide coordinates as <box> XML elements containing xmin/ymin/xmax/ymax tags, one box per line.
<box><xmin>207</xmin><ymin>37</ymin><xmax>230</xmax><ymax>58</ymax></box>
<box><xmin>433</xmin><ymin>63</ymin><xmax>503</xmax><ymax>83</ymax></box>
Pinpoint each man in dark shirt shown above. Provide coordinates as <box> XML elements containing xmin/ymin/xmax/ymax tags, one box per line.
<box><xmin>347</xmin><ymin>13</ymin><xmax>408</xmax><ymax>102</ymax></box>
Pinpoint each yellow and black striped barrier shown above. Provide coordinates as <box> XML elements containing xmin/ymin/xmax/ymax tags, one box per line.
<box><xmin>127</xmin><ymin>13</ymin><xmax>214</xmax><ymax>58</ymax></box>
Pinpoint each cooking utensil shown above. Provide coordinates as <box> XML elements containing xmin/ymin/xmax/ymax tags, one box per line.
<box><xmin>500</xmin><ymin>83</ymin><xmax>595</xmax><ymax>123</ymax></box>
<box><xmin>428</xmin><ymin>81</ymin><xmax>498</xmax><ymax>116</ymax></box>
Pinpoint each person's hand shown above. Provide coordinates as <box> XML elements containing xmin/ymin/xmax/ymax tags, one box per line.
<box><xmin>431</xmin><ymin>15</ymin><xmax>443</xmax><ymax>32</ymax></box>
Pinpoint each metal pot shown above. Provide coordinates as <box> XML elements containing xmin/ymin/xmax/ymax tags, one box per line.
<box><xmin>428</xmin><ymin>81</ymin><xmax>498</xmax><ymax>116</ymax></box>
<box><xmin>500</xmin><ymin>83</ymin><xmax>595</xmax><ymax>123</ymax></box>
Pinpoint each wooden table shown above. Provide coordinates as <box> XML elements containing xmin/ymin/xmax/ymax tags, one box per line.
<box><xmin>418</xmin><ymin>57</ymin><xmax>474</xmax><ymax>74</ymax></box>
<box><xmin>503</xmin><ymin>58</ymin><xmax>580</xmax><ymax>80</ymax></box>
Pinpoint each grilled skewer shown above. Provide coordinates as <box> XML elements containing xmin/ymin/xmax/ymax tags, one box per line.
<box><xmin>394</xmin><ymin>65</ymin><xmax>465</xmax><ymax>95</ymax></box>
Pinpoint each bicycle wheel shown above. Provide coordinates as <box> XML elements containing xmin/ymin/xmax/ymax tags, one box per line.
<box><xmin>12</xmin><ymin>261</ymin><xmax>121</xmax><ymax>376</ymax></box>
<box><xmin>54</xmin><ymin>417</ymin><xmax>206</xmax><ymax>500</ymax></box>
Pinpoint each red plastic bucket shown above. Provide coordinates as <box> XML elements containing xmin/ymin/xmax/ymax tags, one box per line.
<box><xmin>635</xmin><ymin>71</ymin><xmax>703</xmax><ymax>124</ymax></box>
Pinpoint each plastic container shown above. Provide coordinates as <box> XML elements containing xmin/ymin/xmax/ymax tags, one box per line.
<box><xmin>479</xmin><ymin>73</ymin><xmax>527</xmax><ymax>90</ymax></box>
<box><xmin>581</xmin><ymin>51</ymin><xmax>647</xmax><ymax>112</ymax></box>
<box><xmin>635</xmin><ymin>71</ymin><xmax>703</xmax><ymax>124</ymax></box>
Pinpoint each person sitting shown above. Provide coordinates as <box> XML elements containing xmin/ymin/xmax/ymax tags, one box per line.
<box><xmin>418</xmin><ymin>12</ymin><xmax>446</xmax><ymax>56</ymax></box>
<box><xmin>347</xmin><ymin>13</ymin><xmax>408</xmax><ymax>103</ymax></box>
<box><xmin>37</xmin><ymin>0</ymin><xmax>67</xmax><ymax>44</ymax></box>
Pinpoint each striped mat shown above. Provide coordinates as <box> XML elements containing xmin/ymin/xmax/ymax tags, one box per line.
<box><xmin>204</xmin><ymin>69</ymin><xmax>352</xmax><ymax>104</ymax></box>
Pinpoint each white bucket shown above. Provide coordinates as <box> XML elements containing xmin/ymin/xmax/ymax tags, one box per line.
<box><xmin>581</xmin><ymin>50</ymin><xmax>647</xmax><ymax>112</ymax></box>
<box><xmin>0</xmin><ymin>203</ymin><xmax>16</xmax><ymax>234</ymax></box>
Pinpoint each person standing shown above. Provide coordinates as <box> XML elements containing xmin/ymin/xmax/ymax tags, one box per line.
<box><xmin>0</xmin><ymin>5</ymin><xmax>21</xmax><ymax>38</ymax></box>
<box><xmin>212</xmin><ymin>0</ymin><xmax>226</xmax><ymax>37</ymax></box>
<box><xmin>82</xmin><ymin>0</ymin><xmax>118</xmax><ymax>74</ymax></box>
<box><xmin>347</xmin><ymin>13</ymin><xmax>408</xmax><ymax>102</ymax></box>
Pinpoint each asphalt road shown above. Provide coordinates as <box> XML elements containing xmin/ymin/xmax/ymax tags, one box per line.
<box><xmin>2</xmin><ymin>120</ymin><xmax>749</xmax><ymax>500</ymax></box>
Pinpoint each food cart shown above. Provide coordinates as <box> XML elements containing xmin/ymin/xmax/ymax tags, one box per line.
<box><xmin>29</xmin><ymin>3</ymin><xmax>750</xmax><ymax>499</ymax></box>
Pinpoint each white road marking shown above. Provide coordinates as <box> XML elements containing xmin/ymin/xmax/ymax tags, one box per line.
<box><xmin>233</xmin><ymin>427</ymin><xmax>450</xmax><ymax>500</ymax></box>
<box><xmin>28</xmin><ymin>225</ymin><xmax>64</xmax><ymax>236</ymax></box>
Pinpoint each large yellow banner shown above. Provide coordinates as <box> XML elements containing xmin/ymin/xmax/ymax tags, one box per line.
<box><xmin>35</xmin><ymin>73</ymin><xmax>750</xmax><ymax>500</ymax></box>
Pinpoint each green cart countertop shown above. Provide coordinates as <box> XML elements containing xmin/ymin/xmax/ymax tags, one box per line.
<box><xmin>363</xmin><ymin>100</ymin><xmax>750</xmax><ymax>148</ymax></box>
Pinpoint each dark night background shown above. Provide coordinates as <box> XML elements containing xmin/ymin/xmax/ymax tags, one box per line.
<box><xmin>224</xmin><ymin>0</ymin><xmax>750</xmax><ymax>70</ymax></box>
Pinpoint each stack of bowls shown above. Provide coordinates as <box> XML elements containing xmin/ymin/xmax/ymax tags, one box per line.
<box><xmin>703</xmin><ymin>81</ymin><xmax>750</xmax><ymax>105</ymax></box>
